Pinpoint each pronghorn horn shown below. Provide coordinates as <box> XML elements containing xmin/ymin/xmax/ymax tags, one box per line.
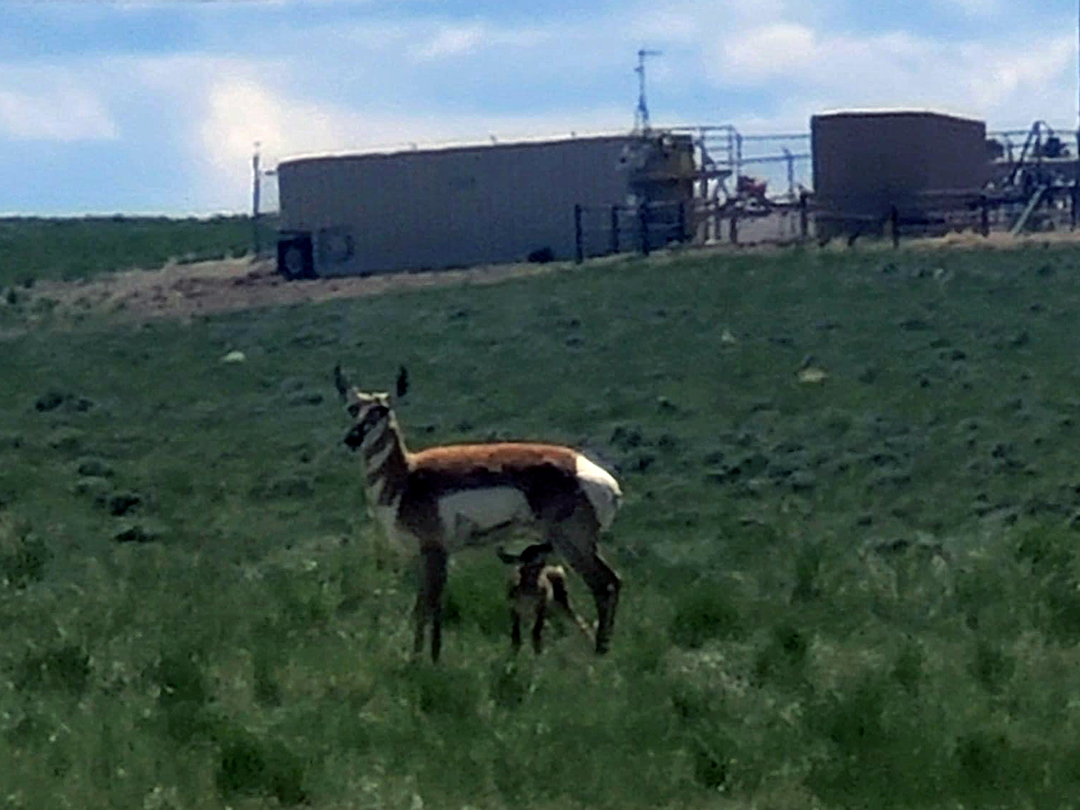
<box><xmin>333</xmin><ymin>364</ymin><xmax>351</xmax><ymax>403</ymax></box>
<box><xmin>396</xmin><ymin>365</ymin><xmax>409</xmax><ymax>399</ymax></box>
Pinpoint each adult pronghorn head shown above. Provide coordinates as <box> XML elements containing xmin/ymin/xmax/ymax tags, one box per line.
<box><xmin>333</xmin><ymin>364</ymin><xmax>398</xmax><ymax>452</ymax></box>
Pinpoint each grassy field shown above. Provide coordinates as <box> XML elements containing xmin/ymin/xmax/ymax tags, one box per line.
<box><xmin>0</xmin><ymin>215</ymin><xmax>276</xmax><ymax>288</ymax></box>
<box><xmin>5</xmin><ymin>240</ymin><xmax>1080</xmax><ymax>808</ymax></box>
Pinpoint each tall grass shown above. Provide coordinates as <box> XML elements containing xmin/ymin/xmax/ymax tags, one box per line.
<box><xmin>0</xmin><ymin>215</ymin><xmax>277</xmax><ymax>287</ymax></box>
<box><xmin>4</xmin><ymin>243</ymin><xmax>1080</xmax><ymax>806</ymax></box>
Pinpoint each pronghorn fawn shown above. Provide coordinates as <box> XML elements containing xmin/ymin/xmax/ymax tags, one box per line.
<box><xmin>334</xmin><ymin>365</ymin><xmax>622</xmax><ymax>662</ymax></box>
<box><xmin>497</xmin><ymin>542</ymin><xmax>595</xmax><ymax>654</ymax></box>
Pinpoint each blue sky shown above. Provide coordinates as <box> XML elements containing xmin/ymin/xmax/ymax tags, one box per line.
<box><xmin>3</xmin><ymin>0</ymin><xmax>1079</xmax><ymax>215</ymax></box>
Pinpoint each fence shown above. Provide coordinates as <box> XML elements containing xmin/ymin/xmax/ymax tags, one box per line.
<box><xmin>572</xmin><ymin>195</ymin><xmax>814</xmax><ymax>261</ymax></box>
<box><xmin>571</xmin><ymin>185</ymin><xmax>1080</xmax><ymax>262</ymax></box>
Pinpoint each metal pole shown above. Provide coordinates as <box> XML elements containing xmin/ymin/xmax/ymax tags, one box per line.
<box><xmin>1075</xmin><ymin>0</ymin><xmax>1080</xmax><ymax>228</ymax></box>
<box><xmin>574</xmin><ymin>204</ymin><xmax>584</xmax><ymax>263</ymax></box>
<box><xmin>799</xmin><ymin>192</ymin><xmax>809</xmax><ymax>242</ymax></box>
<box><xmin>252</xmin><ymin>143</ymin><xmax>261</xmax><ymax>257</ymax></box>
<box><xmin>783</xmin><ymin>147</ymin><xmax>794</xmax><ymax>199</ymax></box>
<box><xmin>639</xmin><ymin>203</ymin><xmax>651</xmax><ymax>256</ymax></box>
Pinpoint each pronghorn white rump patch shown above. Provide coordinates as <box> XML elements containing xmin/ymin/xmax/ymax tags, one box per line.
<box><xmin>575</xmin><ymin>453</ymin><xmax>622</xmax><ymax>531</ymax></box>
<box><xmin>437</xmin><ymin>487</ymin><xmax>534</xmax><ymax>550</ymax></box>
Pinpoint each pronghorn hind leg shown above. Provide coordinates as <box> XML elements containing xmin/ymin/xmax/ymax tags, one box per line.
<box><xmin>547</xmin><ymin>508</ymin><xmax>621</xmax><ymax>655</ymax></box>
<box><xmin>510</xmin><ymin>610</ymin><xmax>523</xmax><ymax>654</ymax></box>
<box><xmin>416</xmin><ymin>547</ymin><xmax>448</xmax><ymax>663</ymax></box>
<box><xmin>531</xmin><ymin>602</ymin><xmax>547</xmax><ymax>654</ymax></box>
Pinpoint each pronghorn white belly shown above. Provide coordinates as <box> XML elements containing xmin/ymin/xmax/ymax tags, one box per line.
<box><xmin>575</xmin><ymin>454</ymin><xmax>622</xmax><ymax>532</ymax></box>
<box><xmin>438</xmin><ymin>487</ymin><xmax>533</xmax><ymax>550</ymax></box>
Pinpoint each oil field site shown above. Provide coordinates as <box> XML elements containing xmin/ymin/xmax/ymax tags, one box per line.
<box><xmin>6</xmin><ymin>220</ymin><xmax>1080</xmax><ymax>807</ymax></box>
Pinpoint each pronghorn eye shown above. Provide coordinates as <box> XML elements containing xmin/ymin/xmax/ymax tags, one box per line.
<box><xmin>347</xmin><ymin>403</ymin><xmax>361</xmax><ymax>418</ymax></box>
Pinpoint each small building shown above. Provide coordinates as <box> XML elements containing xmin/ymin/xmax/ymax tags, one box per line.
<box><xmin>812</xmin><ymin>110</ymin><xmax>988</xmax><ymax>237</ymax></box>
<box><xmin>276</xmin><ymin>132</ymin><xmax>695</xmax><ymax>278</ymax></box>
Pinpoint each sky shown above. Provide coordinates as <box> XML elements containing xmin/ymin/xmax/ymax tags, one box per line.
<box><xmin>3</xmin><ymin>0</ymin><xmax>1080</xmax><ymax>215</ymax></box>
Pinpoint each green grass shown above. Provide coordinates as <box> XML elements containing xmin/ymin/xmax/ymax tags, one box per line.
<box><xmin>5</xmin><ymin>242</ymin><xmax>1080</xmax><ymax>807</ymax></box>
<box><xmin>0</xmin><ymin>215</ymin><xmax>277</xmax><ymax>288</ymax></box>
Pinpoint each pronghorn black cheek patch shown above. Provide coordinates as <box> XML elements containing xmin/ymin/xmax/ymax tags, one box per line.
<box><xmin>344</xmin><ymin>424</ymin><xmax>366</xmax><ymax>450</ymax></box>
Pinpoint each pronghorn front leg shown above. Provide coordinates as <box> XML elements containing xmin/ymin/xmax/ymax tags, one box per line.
<box><xmin>548</xmin><ymin>510</ymin><xmax>621</xmax><ymax>654</ymax></box>
<box><xmin>414</xmin><ymin>546</ymin><xmax>448</xmax><ymax>662</ymax></box>
<box><xmin>531</xmin><ymin>601</ymin><xmax>547</xmax><ymax>655</ymax></box>
<box><xmin>577</xmin><ymin>553</ymin><xmax>620</xmax><ymax>654</ymax></box>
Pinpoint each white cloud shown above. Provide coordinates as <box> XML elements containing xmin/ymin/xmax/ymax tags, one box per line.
<box><xmin>8</xmin><ymin>1</ymin><xmax>1079</xmax><ymax>214</ymax></box>
<box><xmin>412</xmin><ymin>24</ymin><xmax>486</xmax><ymax>60</ymax></box>
<box><xmin>709</xmin><ymin>22</ymin><xmax>1076</xmax><ymax>129</ymax></box>
<box><xmin>719</xmin><ymin>23</ymin><xmax>817</xmax><ymax>81</ymax></box>
<box><xmin>0</xmin><ymin>72</ymin><xmax>117</xmax><ymax>142</ymax></box>
<box><xmin>190</xmin><ymin>71</ymin><xmax>632</xmax><ymax>210</ymax></box>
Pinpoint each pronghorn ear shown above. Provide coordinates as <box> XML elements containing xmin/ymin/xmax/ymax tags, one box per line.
<box><xmin>333</xmin><ymin>364</ymin><xmax>351</xmax><ymax>403</ymax></box>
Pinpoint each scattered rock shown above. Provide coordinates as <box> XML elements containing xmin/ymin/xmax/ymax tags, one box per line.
<box><xmin>797</xmin><ymin>366</ymin><xmax>827</xmax><ymax>384</ymax></box>
<box><xmin>221</xmin><ymin>350</ymin><xmax>246</xmax><ymax>364</ymax></box>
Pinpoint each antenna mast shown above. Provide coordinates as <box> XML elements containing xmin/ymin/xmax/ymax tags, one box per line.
<box><xmin>634</xmin><ymin>48</ymin><xmax>662</xmax><ymax>133</ymax></box>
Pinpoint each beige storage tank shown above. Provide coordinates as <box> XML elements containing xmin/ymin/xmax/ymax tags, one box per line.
<box><xmin>276</xmin><ymin>132</ymin><xmax>695</xmax><ymax>277</ymax></box>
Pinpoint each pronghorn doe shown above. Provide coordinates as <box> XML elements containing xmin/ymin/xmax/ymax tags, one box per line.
<box><xmin>497</xmin><ymin>542</ymin><xmax>594</xmax><ymax>654</ymax></box>
<box><xmin>333</xmin><ymin>365</ymin><xmax>622</xmax><ymax>662</ymax></box>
